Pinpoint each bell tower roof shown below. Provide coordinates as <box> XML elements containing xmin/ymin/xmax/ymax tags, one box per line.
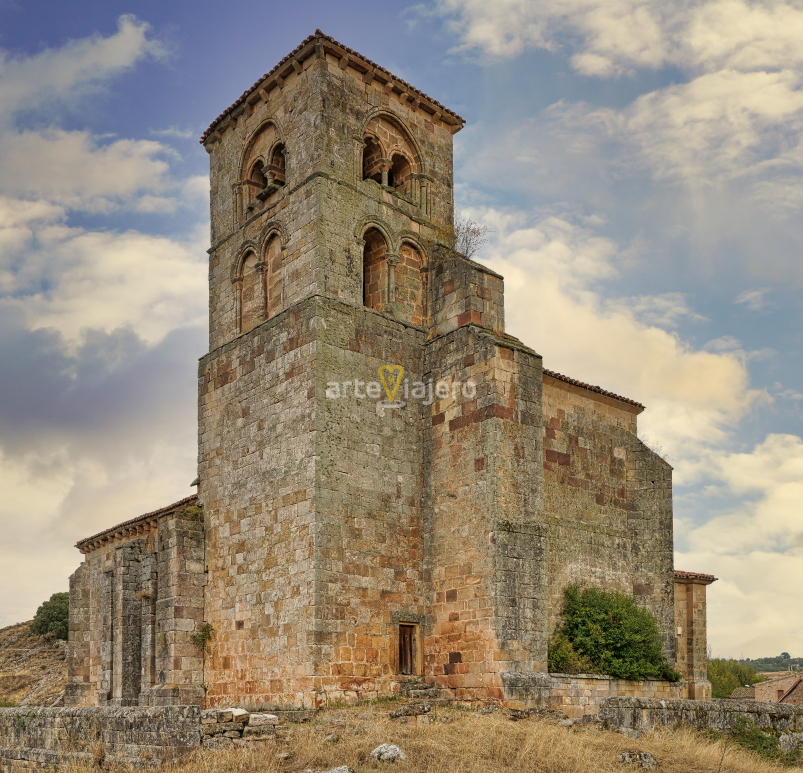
<box><xmin>200</xmin><ymin>30</ymin><xmax>465</xmax><ymax>145</ymax></box>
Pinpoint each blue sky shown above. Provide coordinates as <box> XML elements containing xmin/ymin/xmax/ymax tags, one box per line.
<box><xmin>1</xmin><ymin>0</ymin><xmax>802</xmax><ymax>659</ymax></box>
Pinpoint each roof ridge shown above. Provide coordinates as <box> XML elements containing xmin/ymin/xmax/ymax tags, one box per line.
<box><xmin>201</xmin><ymin>30</ymin><xmax>465</xmax><ymax>143</ymax></box>
<box><xmin>543</xmin><ymin>368</ymin><xmax>644</xmax><ymax>409</ymax></box>
<box><xmin>75</xmin><ymin>494</ymin><xmax>198</xmax><ymax>549</ymax></box>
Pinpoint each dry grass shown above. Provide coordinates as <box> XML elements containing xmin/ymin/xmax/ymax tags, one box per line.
<box><xmin>61</xmin><ymin>703</ymin><xmax>798</xmax><ymax>773</ymax></box>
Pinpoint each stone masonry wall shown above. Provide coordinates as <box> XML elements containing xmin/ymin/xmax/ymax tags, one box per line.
<box><xmin>313</xmin><ymin>296</ymin><xmax>428</xmax><ymax>702</ymax></box>
<box><xmin>424</xmin><ymin>318</ymin><xmax>545</xmax><ymax>704</ymax></box>
<box><xmin>550</xmin><ymin>674</ymin><xmax>686</xmax><ymax>719</ymax></box>
<box><xmin>66</xmin><ymin>508</ymin><xmax>205</xmax><ymax>708</ymax></box>
<box><xmin>198</xmin><ymin>303</ymin><xmax>317</xmax><ymax>709</ymax></box>
<box><xmin>0</xmin><ymin>706</ymin><xmax>200</xmax><ymax>771</ymax></box>
<box><xmin>541</xmin><ymin>376</ymin><xmax>676</xmax><ymax>663</ymax></box>
<box><xmin>598</xmin><ymin>696</ymin><xmax>803</xmax><ymax>741</ymax></box>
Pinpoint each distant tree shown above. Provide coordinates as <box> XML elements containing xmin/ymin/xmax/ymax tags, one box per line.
<box><xmin>708</xmin><ymin>658</ymin><xmax>765</xmax><ymax>698</ymax></box>
<box><xmin>30</xmin><ymin>592</ymin><xmax>69</xmax><ymax>640</ymax></box>
<box><xmin>781</xmin><ymin>652</ymin><xmax>791</xmax><ymax>660</ymax></box>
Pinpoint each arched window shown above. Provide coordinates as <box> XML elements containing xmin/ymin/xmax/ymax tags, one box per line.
<box><xmin>397</xmin><ymin>243</ymin><xmax>426</xmax><ymax>325</ymax></box>
<box><xmin>269</xmin><ymin>144</ymin><xmax>286</xmax><ymax>187</ymax></box>
<box><xmin>363</xmin><ymin>228</ymin><xmax>388</xmax><ymax>310</ymax></box>
<box><xmin>264</xmin><ymin>235</ymin><xmax>283</xmax><ymax>318</ymax></box>
<box><xmin>240</xmin><ymin>122</ymin><xmax>284</xmax><ymax>215</ymax></box>
<box><xmin>362</xmin><ymin>136</ymin><xmax>383</xmax><ymax>183</ymax></box>
<box><xmin>388</xmin><ymin>153</ymin><xmax>412</xmax><ymax>193</ymax></box>
<box><xmin>248</xmin><ymin>160</ymin><xmax>267</xmax><ymax>191</ymax></box>
<box><xmin>362</xmin><ymin>116</ymin><xmax>420</xmax><ymax>197</ymax></box>
<box><xmin>240</xmin><ymin>252</ymin><xmax>264</xmax><ymax>334</ymax></box>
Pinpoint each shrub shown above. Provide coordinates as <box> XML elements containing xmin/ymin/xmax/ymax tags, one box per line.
<box><xmin>708</xmin><ymin>658</ymin><xmax>765</xmax><ymax>698</ymax></box>
<box><xmin>548</xmin><ymin>584</ymin><xmax>680</xmax><ymax>681</ymax></box>
<box><xmin>30</xmin><ymin>592</ymin><xmax>69</xmax><ymax>640</ymax></box>
<box><xmin>727</xmin><ymin>716</ymin><xmax>802</xmax><ymax>766</ymax></box>
<box><xmin>190</xmin><ymin>623</ymin><xmax>214</xmax><ymax>649</ymax></box>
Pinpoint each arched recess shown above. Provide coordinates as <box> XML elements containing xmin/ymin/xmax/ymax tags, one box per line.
<box><xmin>363</xmin><ymin>227</ymin><xmax>389</xmax><ymax>311</ymax></box>
<box><xmin>239</xmin><ymin>250</ymin><xmax>264</xmax><ymax>334</ymax></box>
<box><xmin>360</xmin><ymin>112</ymin><xmax>422</xmax><ymax>196</ymax></box>
<box><xmin>263</xmin><ymin>234</ymin><xmax>283</xmax><ymax>317</ymax></box>
<box><xmin>397</xmin><ymin>239</ymin><xmax>427</xmax><ymax>326</ymax></box>
<box><xmin>239</xmin><ymin>121</ymin><xmax>285</xmax><ymax>213</ymax></box>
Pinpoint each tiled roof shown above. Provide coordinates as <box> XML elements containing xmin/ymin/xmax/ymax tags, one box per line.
<box><xmin>75</xmin><ymin>494</ymin><xmax>198</xmax><ymax>552</ymax></box>
<box><xmin>674</xmin><ymin>570</ymin><xmax>718</xmax><ymax>583</ymax></box>
<box><xmin>543</xmin><ymin>369</ymin><xmax>644</xmax><ymax>409</ymax></box>
<box><xmin>201</xmin><ymin>30</ymin><xmax>465</xmax><ymax>143</ymax></box>
<box><xmin>730</xmin><ymin>685</ymin><xmax>756</xmax><ymax>699</ymax></box>
<box><xmin>779</xmin><ymin>677</ymin><xmax>803</xmax><ymax>703</ymax></box>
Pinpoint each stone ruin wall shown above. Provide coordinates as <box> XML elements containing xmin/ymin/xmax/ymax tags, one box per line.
<box><xmin>66</xmin><ymin>503</ymin><xmax>206</xmax><ymax>708</ymax></box>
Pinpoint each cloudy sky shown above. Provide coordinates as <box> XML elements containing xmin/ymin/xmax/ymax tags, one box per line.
<box><xmin>1</xmin><ymin>0</ymin><xmax>801</xmax><ymax>659</ymax></box>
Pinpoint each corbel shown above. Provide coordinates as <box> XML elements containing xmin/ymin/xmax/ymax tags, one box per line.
<box><xmin>275</xmin><ymin>74</ymin><xmax>285</xmax><ymax>90</ymax></box>
<box><xmin>338</xmin><ymin>55</ymin><xmax>349</xmax><ymax>70</ymax></box>
<box><xmin>291</xmin><ymin>58</ymin><xmax>303</xmax><ymax>75</ymax></box>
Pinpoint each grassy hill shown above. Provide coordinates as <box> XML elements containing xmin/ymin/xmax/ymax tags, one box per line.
<box><xmin>0</xmin><ymin>621</ymin><xmax>66</xmax><ymax>707</ymax></box>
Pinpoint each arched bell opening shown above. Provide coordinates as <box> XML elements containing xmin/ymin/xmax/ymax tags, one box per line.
<box><xmin>269</xmin><ymin>144</ymin><xmax>286</xmax><ymax>186</ymax></box>
<box><xmin>362</xmin><ymin>136</ymin><xmax>383</xmax><ymax>183</ymax></box>
<box><xmin>388</xmin><ymin>153</ymin><xmax>412</xmax><ymax>195</ymax></box>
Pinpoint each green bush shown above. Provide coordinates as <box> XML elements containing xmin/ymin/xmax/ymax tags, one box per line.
<box><xmin>30</xmin><ymin>592</ymin><xmax>69</xmax><ymax>640</ymax></box>
<box><xmin>727</xmin><ymin>716</ymin><xmax>802</xmax><ymax>766</ymax></box>
<box><xmin>707</xmin><ymin>658</ymin><xmax>765</xmax><ymax>698</ymax></box>
<box><xmin>547</xmin><ymin>585</ymin><xmax>680</xmax><ymax>681</ymax></box>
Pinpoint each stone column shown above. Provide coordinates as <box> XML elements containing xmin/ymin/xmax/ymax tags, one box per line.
<box><xmin>674</xmin><ymin>571</ymin><xmax>717</xmax><ymax>700</ymax></box>
<box><xmin>110</xmin><ymin>539</ymin><xmax>145</xmax><ymax>706</ymax></box>
<box><xmin>64</xmin><ymin>564</ymin><xmax>92</xmax><ymax>706</ymax></box>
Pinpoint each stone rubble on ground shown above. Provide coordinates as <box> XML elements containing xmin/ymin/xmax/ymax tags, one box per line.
<box><xmin>616</xmin><ymin>750</ymin><xmax>657</xmax><ymax>769</ymax></box>
<box><xmin>199</xmin><ymin>707</ymin><xmax>277</xmax><ymax>747</ymax></box>
<box><xmin>389</xmin><ymin>702</ymin><xmax>431</xmax><ymax>719</ymax></box>
<box><xmin>370</xmin><ymin>743</ymin><xmax>408</xmax><ymax>762</ymax></box>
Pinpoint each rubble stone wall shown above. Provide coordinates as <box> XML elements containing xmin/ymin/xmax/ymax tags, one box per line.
<box><xmin>0</xmin><ymin>706</ymin><xmax>200</xmax><ymax>771</ymax></box>
<box><xmin>598</xmin><ymin>696</ymin><xmax>803</xmax><ymax>740</ymax></box>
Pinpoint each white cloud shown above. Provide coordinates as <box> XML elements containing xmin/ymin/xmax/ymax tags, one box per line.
<box><xmin>0</xmin><ymin>130</ymin><xmax>174</xmax><ymax>212</ymax></box>
<box><xmin>475</xmin><ymin>209</ymin><xmax>763</xmax><ymax>473</ymax></box>
<box><xmin>436</xmin><ymin>0</ymin><xmax>803</xmax><ymax>75</ymax></box>
<box><xmin>0</xmin><ymin>14</ymin><xmax>166</xmax><ymax>122</ymax></box>
<box><xmin>0</xmin><ymin>200</ymin><xmax>207</xmax><ymax>346</ymax></box>
<box><xmin>607</xmin><ymin>292</ymin><xmax>707</xmax><ymax>328</ymax></box>
<box><xmin>677</xmin><ymin>433</ymin><xmax>803</xmax><ymax>657</ymax></box>
<box><xmin>735</xmin><ymin>287</ymin><xmax>771</xmax><ymax>311</ymax></box>
<box><xmin>443</xmin><ymin>1</ymin><xmax>803</xmax><ymax>209</ymax></box>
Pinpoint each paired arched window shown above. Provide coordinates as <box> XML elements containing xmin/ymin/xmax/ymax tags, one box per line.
<box><xmin>240</xmin><ymin>123</ymin><xmax>286</xmax><ymax>215</ymax></box>
<box><xmin>238</xmin><ymin>235</ymin><xmax>283</xmax><ymax>333</ymax></box>
<box><xmin>361</xmin><ymin>116</ymin><xmax>419</xmax><ymax>198</ymax></box>
<box><xmin>362</xmin><ymin>229</ymin><xmax>426</xmax><ymax>325</ymax></box>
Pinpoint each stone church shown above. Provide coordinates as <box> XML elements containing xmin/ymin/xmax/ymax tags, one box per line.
<box><xmin>65</xmin><ymin>31</ymin><xmax>716</xmax><ymax>712</ymax></box>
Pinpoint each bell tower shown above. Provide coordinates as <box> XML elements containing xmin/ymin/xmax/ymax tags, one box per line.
<box><xmin>197</xmin><ymin>31</ymin><xmax>544</xmax><ymax>709</ymax></box>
